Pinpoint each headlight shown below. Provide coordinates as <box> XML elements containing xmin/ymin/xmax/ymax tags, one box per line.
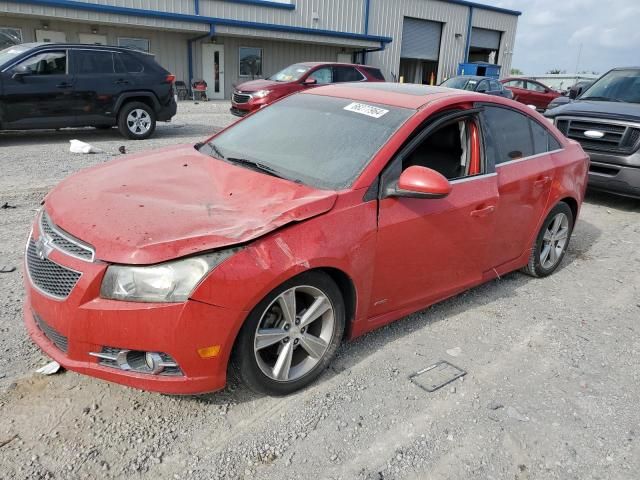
<box><xmin>100</xmin><ymin>249</ymin><xmax>239</xmax><ymax>303</ymax></box>
<box><xmin>253</xmin><ymin>90</ymin><xmax>271</xmax><ymax>99</ymax></box>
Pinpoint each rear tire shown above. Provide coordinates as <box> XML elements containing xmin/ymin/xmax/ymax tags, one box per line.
<box><xmin>232</xmin><ymin>271</ymin><xmax>345</xmax><ymax>396</ymax></box>
<box><xmin>117</xmin><ymin>101</ymin><xmax>156</xmax><ymax>140</ymax></box>
<box><xmin>522</xmin><ymin>201</ymin><xmax>574</xmax><ymax>277</ymax></box>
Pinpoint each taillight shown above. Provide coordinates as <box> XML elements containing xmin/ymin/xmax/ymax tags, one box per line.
<box><xmin>165</xmin><ymin>74</ymin><xmax>176</xmax><ymax>84</ymax></box>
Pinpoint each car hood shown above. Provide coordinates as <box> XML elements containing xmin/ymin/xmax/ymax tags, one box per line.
<box><xmin>45</xmin><ymin>144</ymin><xmax>337</xmax><ymax>265</ymax></box>
<box><xmin>235</xmin><ymin>79</ymin><xmax>293</xmax><ymax>92</ymax></box>
<box><xmin>546</xmin><ymin>99</ymin><xmax>640</xmax><ymax>121</ymax></box>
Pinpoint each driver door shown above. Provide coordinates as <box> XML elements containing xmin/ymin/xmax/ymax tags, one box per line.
<box><xmin>368</xmin><ymin>109</ymin><xmax>499</xmax><ymax>321</ymax></box>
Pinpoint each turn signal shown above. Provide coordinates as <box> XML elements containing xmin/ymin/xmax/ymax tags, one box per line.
<box><xmin>197</xmin><ymin>345</ymin><xmax>221</xmax><ymax>358</ymax></box>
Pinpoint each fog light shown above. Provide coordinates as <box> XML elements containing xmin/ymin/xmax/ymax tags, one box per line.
<box><xmin>145</xmin><ymin>352</ymin><xmax>164</xmax><ymax>375</ymax></box>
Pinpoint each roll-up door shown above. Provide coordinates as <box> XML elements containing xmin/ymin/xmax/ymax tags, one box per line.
<box><xmin>470</xmin><ymin>28</ymin><xmax>501</xmax><ymax>50</ymax></box>
<box><xmin>401</xmin><ymin>18</ymin><xmax>442</xmax><ymax>61</ymax></box>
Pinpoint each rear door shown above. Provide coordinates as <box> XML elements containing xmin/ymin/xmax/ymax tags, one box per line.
<box><xmin>480</xmin><ymin>104</ymin><xmax>559</xmax><ymax>269</ymax></box>
<box><xmin>71</xmin><ymin>48</ymin><xmax>124</xmax><ymax>123</ymax></box>
<box><xmin>1</xmin><ymin>49</ymin><xmax>75</xmax><ymax>128</ymax></box>
<box><xmin>525</xmin><ymin>81</ymin><xmax>550</xmax><ymax>109</ymax></box>
<box><xmin>503</xmin><ymin>79</ymin><xmax>527</xmax><ymax>103</ymax></box>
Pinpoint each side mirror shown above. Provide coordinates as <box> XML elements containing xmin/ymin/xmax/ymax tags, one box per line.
<box><xmin>303</xmin><ymin>77</ymin><xmax>317</xmax><ymax>86</ymax></box>
<box><xmin>569</xmin><ymin>89</ymin><xmax>578</xmax><ymax>100</ymax></box>
<box><xmin>11</xmin><ymin>65</ymin><xmax>30</xmax><ymax>81</ymax></box>
<box><xmin>477</xmin><ymin>86</ymin><xmax>487</xmax><ymax>93</ymax></box>
<box><xmin>390</xmin><ymin>166</ymin><xmax>452</xmax><ymax>199</ymax></box>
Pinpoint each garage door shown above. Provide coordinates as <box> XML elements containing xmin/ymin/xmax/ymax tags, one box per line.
<box><xmin>400</xmin><ymin>17</ymin><xmax>442</xmax><ymax>61</ymax></box>
<box><xmin>470</xmin><ymin>27</ymin><xmax>501</xmax><ymax>50</ymax></box>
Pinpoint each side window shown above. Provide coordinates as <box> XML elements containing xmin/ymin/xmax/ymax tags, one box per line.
<box><xmin>527</xmin><ymin>81</ymin><xmax>546</xmax><ymax>92</ymax></box>
<box><xmin>402</xmin><ymin>119</ymin><xmax>483</xmax><ymax>180</ymax></box>
<box><xmin>506</xmin><ymin>79</ymin><xmax>525</xmax><ymax>89</ymax></box>
<box><xmin>308</xmin><ymin>67</ymin><xmax>332</xmax><ymax>84</ymax></box>
<box><xmin>333</xmin><ymin>66</ymin><xmax>364</xmax><ymax>83</ymax></box>
<box><xmin>15</xmin><ymin>51</ymin><xmax>67</xmax><ymax>75</ymax></box>
<box><xmin>365</xmin><ymin>67</ymin><xmax>385</xmax><ymax>81</ymax></box>
<box><xmin>116</xmin><ymin>53</ymin><xmax>144</xmax><ymax>73</ymax></box>
<box><xmin>490</xmin><ymin>80</ymin><xmax>501</xmax><ymax>91</ymax></box>
<box><xmin>477</xmin><ymin>80</ymin><xmax>489</xmax><ymax>92</ymax></box>
<box><xmin>74</xmin><ymin>50</ymin><xmax>116</xmax><ymax>75</ymax></box>
<box><xmin>481</xmin><ymin>106</ymin><xmax>534</xmax><ymax>163</ymax></box>
<box><xmin>531</xmin><ymin>120</ymin><xmax>562</xmax><ymax>153</ymax></box>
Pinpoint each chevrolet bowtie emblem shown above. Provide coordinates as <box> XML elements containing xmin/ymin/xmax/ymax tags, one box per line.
<box><xmin>34</xmin><ymin>236</ymin><xmax>53</xmax><ymax>260</ymax></box>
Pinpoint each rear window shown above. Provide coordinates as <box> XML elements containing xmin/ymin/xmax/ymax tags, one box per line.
<box><xmin>364</xmin><ymin>67</ymin><xmax>385</xmax><ymax>81</ymax></box>
<box><xmin>333</xmin><ymin>66</ymin><xmax>365</xmax><ymax>83</ymax></box>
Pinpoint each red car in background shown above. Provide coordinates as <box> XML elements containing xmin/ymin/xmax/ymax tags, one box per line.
<box><xmin>230</xmin><ymin>62</ymin><xmax>385</xmax><ymax>116</ymax></box>
<box><xmin>501</xmin><ymin>77</ymin><xmax>561</xmax><ymax>110</ymax></box>
<box><xmin>25</xmin><ymin>84</ymin><xmax>588</xmax><ymax>397</ymax></box>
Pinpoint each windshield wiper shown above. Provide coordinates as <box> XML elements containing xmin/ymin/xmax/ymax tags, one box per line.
<box><xmin>582</xmin><ymin>96</ymin><xmax>622</xmax><ymax>102</ymax></box>
<box><xmin>226</xmin><ymin>157</ymin><xmax>297</xmax><ymax>182</ymax></box>
<box><xmin>205</xmin><ymin>142</ymin><xmax>226</xmax><ymax>159</ymax></box>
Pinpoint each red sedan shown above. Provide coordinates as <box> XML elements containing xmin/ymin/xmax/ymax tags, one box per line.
<box><xmin>230</xmin><ymin>62</ymin><xmax>385</xmax><ymax>116</ymax></box>
<box><xmin>24</xmin><ymin>84</ymin><xmax>588</xmax><ymax>396</ymax></box>
<box><xmin>501</xmin><ymin>77</ymin><xmax>561</xmax><ymax>110</ymax></box>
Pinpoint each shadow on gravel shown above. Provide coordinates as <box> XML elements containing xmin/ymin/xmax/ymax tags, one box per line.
<box><xmin>584</xmin><ymin>190</ymin><xmax>640</xmax><ymax>212</ymax></box>
<box><xmin>0</xmin><ymin>125</ymin><xmax>218</xmax><ymax>147</ymax></box>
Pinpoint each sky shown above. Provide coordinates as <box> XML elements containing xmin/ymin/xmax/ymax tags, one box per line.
<box><xmin>477</xmin><ymin>0</ymin><xmax>639</xmax><ymax>75</ymax></box>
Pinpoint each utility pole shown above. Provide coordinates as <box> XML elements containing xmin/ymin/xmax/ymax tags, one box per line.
<box><xmin>574</xmin><ymin>43</ymin><xmax>583</xmax><ymax>74</ymax></box>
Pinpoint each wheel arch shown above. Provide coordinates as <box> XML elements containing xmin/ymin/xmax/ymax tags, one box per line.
<box><xmin>559</xmin><ymin>196</ymin><xmax>579</xmax><ymax>226</ymax></box>
<box><xmin>115</xmin><ymin>92</ymin><xmax>160</xmax><ymax>114</ymax></box>
<box><xmin>311</xmin><ymin>267</ymin><xmax>357</xmax><ymax>338</ymax></box>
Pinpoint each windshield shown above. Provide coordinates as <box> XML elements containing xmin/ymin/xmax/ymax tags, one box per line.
<box><xmin>0</xmin><ymin>44</ymin><xmax>29</xmax><ymax>68</ymax></box>
<box><xmin>441</xmin><ymin>77</ymin><xmax>477</xmax><ymax>91</ymax></box>
<box><xmin>200</xmin><ymin>94</ymin><xmax>414</xmax><ymax>190</ymax></box>
<box><xmin>581</xmin><ymin>69</ymin><xmax>640</xmax><ymax>103</ymax></box>
<box><xmin>268</xmin><ymin>64</ymin><xmax>311</xmax><ymax>82</ymax></box>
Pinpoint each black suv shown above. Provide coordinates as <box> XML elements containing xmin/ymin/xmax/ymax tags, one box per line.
<box><xmin>0</xmin><ymin>43</ymin><xmax>177</xmax><ymax>139</ymax></box>
<box><xmin>546</xmin><ymin>67</ymin><xmax>640</xmax><ymax>199</ymax></box>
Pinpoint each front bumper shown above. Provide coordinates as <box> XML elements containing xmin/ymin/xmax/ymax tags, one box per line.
<box><xmin>23</xmin><ymin>228</ymin><xmax>246</xmax><ymax>395</ymax></box>
<box><xmin>587</xmin><ymin>153</ymin><xmax>640</xmax><ymax>199</ymax></box>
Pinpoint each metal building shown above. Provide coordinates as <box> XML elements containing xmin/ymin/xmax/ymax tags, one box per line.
<box><xmin>0</xmin><ymin>0</ymin><xmax>520</xmax><ymax>99</ymax></box>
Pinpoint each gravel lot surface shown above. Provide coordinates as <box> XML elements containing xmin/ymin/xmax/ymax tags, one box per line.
<box><xmin>1</xmin><ymin>101</ymin><xmax>639</xmax><ymax>480</ymax></box>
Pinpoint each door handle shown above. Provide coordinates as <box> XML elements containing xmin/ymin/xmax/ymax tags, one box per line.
<box><xmin>56</xmin><ymin>82</ymin><xmax>72</xmax><ymax>89</ymax></box>
<box><xmin>470</xmin><ymin>205</ymin><xmax>496</xmax><ymax>217</ymax></box>
<box><xmin>534</xmin><ymin>176</ymin><xmax>551</xmax><ymax>188</ymax></box>
<box><xmin>115</xmin><ymin>79</ymin><xmax>130</xmax><ymax>85</ymax></box>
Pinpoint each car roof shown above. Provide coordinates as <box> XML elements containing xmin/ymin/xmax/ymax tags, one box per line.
<box><xmin>449</xmin><ymin>75</ymin><xmax>493</xmax><ymax>81</ymax></box>
<box><xmin>304</xmin><ymin>82</ymin><xmax>477</xmax><ymax>109</ymax></box>
<box><xmin>295</xmin><ymin>61</ymin><xmax>377</xmax><ymax>68</ymax></box>
<box><xmin>20</xmin><ymin>42</ymin><xmax>153</xmax><ymax>55</ymax></box>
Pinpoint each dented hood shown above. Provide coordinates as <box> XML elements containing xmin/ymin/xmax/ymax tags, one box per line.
<box><xmin>46</xmin><ymin>144</ymin><xmax>337</xmax><ymax>264</ymax></box>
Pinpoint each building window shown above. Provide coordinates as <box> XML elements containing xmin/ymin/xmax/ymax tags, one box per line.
<box><xmin>239</xmin><ymin>47</ymin><xmax>263</xmax><ymax>77</ymax></box>
<box><xmin>118</xmin><ymin>37</ymin><xmax>150</xmax><ymax>53</ymax></box>
<box><xmin>0</xmin><ymin>27</ymin><xmax>22</xmax><ymax>50</ymax></box>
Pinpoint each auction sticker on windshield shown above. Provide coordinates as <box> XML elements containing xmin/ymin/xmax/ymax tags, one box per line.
<box><xmin>344</xmin><ymin>102</ymin><xmax>389</xmax><ymax>119</ymax></box>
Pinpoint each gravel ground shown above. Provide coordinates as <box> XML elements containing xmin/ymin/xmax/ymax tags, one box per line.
<box><xmin>1</xmin><ymin>101</ymin><xmax>639</xmax><ymax>480</ymax></box>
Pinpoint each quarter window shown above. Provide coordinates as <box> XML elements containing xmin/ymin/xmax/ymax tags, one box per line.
<box><xmin>15</xmin><ymin>51</ymin><xmax>67</xmax><ymax>75</ymax></box>
<box><xmin>333</xmin><ymin>66</ymin><xmax>364</xmax><ymax>83</ymax></box>
<box><xmin>239</xmin><ymin>47</ymin><xmax>263</xmax><ymax>77</ymax></box>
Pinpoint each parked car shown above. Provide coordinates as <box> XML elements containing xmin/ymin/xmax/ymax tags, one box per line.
<box><xmin>545</xmin><ymin>67</ymin><xmax>640</xmax><ymax>198</ymax></box>
<box><xmin>24</xmin><ymin>83</ymin><xmax>588</xmax><ymax>396</ymax></box>
<box><xmin>440</xmin><ymin>75</ymin><xmax>513</xmax><ymax>98</ymax></box>
<box><xmin>230</xmin><ymin>62</ymin><xmax>385</xmax><ymax>116</ymax></box>
<box><xmin>501</xmin><ymin>77</ymin><xmax>561</xmax><ymax>110</ymax></box>
<box><xmin>547</xmin><ymin>80</ymin><xmax>595</xmax><ymax>110</ymax></box>
<box><xmin>0</xmin><ymin>43</ymin><xmax>177</xmax><ymax>139</ymax></box>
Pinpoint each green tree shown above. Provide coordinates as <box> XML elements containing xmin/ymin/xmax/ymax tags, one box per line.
<box><xmin>546</xmin><ymin>69</ymin><xmax>566</xmax><ymax>74</ymax></box>
<box><xmin>510</xmin><ymin>68</ymin><xmax>523</xmax><ymax>75</ymax></box>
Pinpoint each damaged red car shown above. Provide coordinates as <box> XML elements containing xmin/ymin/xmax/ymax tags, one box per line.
<box><xmin>24</xmin><ymin>83</ymin><xmax>588</xmax><ymax>396</ymax></box>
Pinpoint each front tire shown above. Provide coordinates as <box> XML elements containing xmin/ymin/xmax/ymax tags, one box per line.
<box><xmin>117</xmin><ymin>102</ymin><xmax>156</xmax><ymax>140</ymax></box>
<box><xmin>232</xmin><ymin>271</ymin><xmax>345</xmax><ymax>396</ymax></box>
<box><xmin>522</xmin><ymin>202</ymin><xmax>574</xmax><ymax>277</ymax></box>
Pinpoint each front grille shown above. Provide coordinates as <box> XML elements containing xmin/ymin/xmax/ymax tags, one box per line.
<box><xmin>34</xmin><ymin>312</ymin><xmax>68</xmax><ymax>353</ymax></box>
<box><xmin>557</xmin><ymin>117</ymin><xmax>640</xmax><ymax>155</ymax></box>
<box><xmin>233</xmin><ymin>91</ymin><xmax>251</xmax><ymax>104</ymax></box>
<box><xmin>26</xmin><ymin>239</ymin><xmax>81</xmax><ymax>299</ymax></box>
<box><xmin>97</xmin><ymin>347</ymin><xmax>183</xmax><ymax>376</ymax></box>
<box><xmin>40</xmin><ymin>212</ymin><xmax>94</xmax><ymax>262</ymax></box>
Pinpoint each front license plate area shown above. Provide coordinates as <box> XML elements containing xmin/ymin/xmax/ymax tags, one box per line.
<box><xmin>409</xmin><ymin>360</ymin><xmax>466</xmax><ymax>392</ymax></box>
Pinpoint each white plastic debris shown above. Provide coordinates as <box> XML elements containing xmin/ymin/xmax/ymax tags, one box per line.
<box><xmin>69</xmin><ymin>139</ymin><xmax>101</xmax><ymax>154</ymax></box>
<box><xmin>35</xmin><ymin>361</ymin><xmax>62</xmax><ymax>375</ymax></box>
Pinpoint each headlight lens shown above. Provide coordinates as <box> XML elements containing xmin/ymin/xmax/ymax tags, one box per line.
<box><xmin>253</xmin><ymin>89</ymin><xmax>271</xmax><ymax>99</ymax></box>
<box><xmin>100</xmin><ymin>249</ymin><xmax>239</xmax><ymax>302</ymax></box>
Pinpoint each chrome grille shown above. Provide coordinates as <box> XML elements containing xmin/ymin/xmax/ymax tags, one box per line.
<box><xmin>557</xmin><ymin>117</ymin><xmax>640</xmax><ymax>155</ymax></box>
<box><xmin>26</xmin><ymin>239</ymin><xmax>81</xmax><ymax>299</ymax></box>
<box><xmin>40</xmin><ymin>212</ymin><xmax>94</xmax><ymax>262</ymax></box>
<box><xmin>34</xmin><ymin>312</ymin><xmax>68</xmax><ymax>353</ymax></box>
<box><xmin>233</xmin><ymin>91</ymin><xmax>251</xmax><ymax>104</ymax></box>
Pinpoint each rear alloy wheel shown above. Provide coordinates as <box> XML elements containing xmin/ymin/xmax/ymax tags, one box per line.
<box><xmin>523</xmin><ymin>202</ymin><xmax>574</xmax><ymax>277</ymax></box>
<box><xmin>233</xmin><ymin>272</ymin><xmax>345</xmax><ymax>396</ymax></box>
<box><xmin>117</xmin><ymin>102</ymin><xmax>156</xmax><ymax>140</ymax></box>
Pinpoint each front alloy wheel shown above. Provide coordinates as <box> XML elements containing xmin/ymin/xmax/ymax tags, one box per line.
<box><xmin>233</xmin><ymin>272</ymin><xmax>345</xmax><ymax>396</ymax></box>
